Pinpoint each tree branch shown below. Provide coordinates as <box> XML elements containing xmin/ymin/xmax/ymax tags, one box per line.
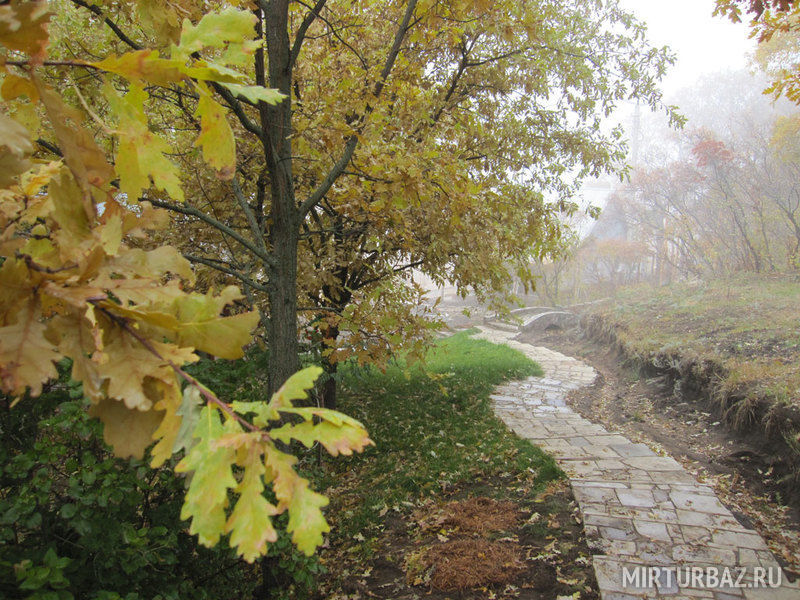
<box><xmin>36</xmin><ymin>138</ymin><xmax>62</xmax><ymax>156</ymax></box>
<box><xmin>184</xmin><ymin>253</ymin><xmax>270</xmax><ymax>293</ymax></box>
<box><xmin>148</xmin><ymin>198</ymin><xmax>276</xmax><ymax>269</ymax></box>
<box><xmin>69</xmin><ymin>0</ymin><xmax>143</xmax><ymax>50</ymax></box>
<box><xmin>298</xmin><ymin>0</ymin><xmax>418</xmax><ymax>217</ymax></box>
<box><xmin>290</xmin><ymin>0</ymin><xmax>327</xmax><ymax>69</ymax></box>
<box><xmin>209</xmin><ymin>82</ymin><xmax>265</xmax><ymax>139</ymax></box>
<box><xmin>232</xmin><ymin>176</ymin><xmax>270</xmax><ymax>256</ymax></box>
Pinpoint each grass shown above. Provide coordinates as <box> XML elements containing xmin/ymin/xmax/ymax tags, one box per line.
<box><xmin>319</xmin><ymin>330</ymin><xmax>560</xmax><ymax>547</ymax></box>
<box><xmin>185</xmin><ymin>331</ymin><xmax>569</xmax><ymax>596</ymax></box>
<box><xmin>598</xmin><ymin>274</ymin><xmax>800</xmax><ymax>407</ymax></box>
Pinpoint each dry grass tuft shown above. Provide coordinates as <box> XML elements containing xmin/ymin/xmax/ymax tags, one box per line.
<box><xmin>421</xmin><ymin>539</ymin><xmax>525</xmax><ymax>591</ymax></box>
<box><xmin>417</xmin><ymin>496</ymin><xmax>520</xmax><ymax>535</ymax></box>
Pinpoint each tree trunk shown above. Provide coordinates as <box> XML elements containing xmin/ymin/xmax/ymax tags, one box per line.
<box><xmin>267</xmin><ymin>237</ymin><xmax>299</xmax><ymax>394</ymax></box>
<box><xmin>263</xmin><ymin>0</ymin><xmax>300</xmax><ymax>394</ymax></box>
<box><xmin>321</xmin><ymin>360</ymin><xmax>337</xmax><ymax>410</ymax></box>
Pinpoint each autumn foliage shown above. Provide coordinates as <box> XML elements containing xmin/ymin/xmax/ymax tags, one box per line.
<box><xmin>0</xmin><ymin>1</ymin><xmax>371</xmax><ymax>562</ymax></box>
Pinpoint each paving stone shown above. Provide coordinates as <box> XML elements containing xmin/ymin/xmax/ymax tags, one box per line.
<box><xmin>711</xmin><ymin>531</ymin><xmax>768</xmax><ymax>551</ymax></box>
<box><xmin>634</xmin><ymin>519</ymin><xmax>671</xmax><ymax>542</ymax></box>
<box><xmin>617</xmin><ymin>489</ymin><xmax>657</xmax><ymax>508</ymax></box>
<box><xmin>670</xmin><ymin>491</ymin><xmax>729</xmax><ymax>514</ymax></box>
<box><xmin>624</xmin><ymin>456</ymin><xmax>685</xmax><ymax>471</ymax></box>
<box><xmin>611</xmin><ymin>442</ymin><xmax>657</xmax><ymax>458</ymax></box>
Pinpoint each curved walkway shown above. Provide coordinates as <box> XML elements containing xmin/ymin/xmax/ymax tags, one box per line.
<box><xmin>473</xmin><ymin>327</ymin><xmax>799</xmax><ymax>600</ymax></box>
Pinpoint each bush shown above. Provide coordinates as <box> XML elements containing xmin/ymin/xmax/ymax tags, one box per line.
<box><xmin>0</xmin><ymin>364</ymin><xmax>254</xmax><ymax>600</ymax></box>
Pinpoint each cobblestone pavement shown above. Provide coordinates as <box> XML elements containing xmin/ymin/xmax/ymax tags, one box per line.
<box><xmin>473</xmin><ymin>327</ymin><xmax>800</xmax><ymax>600</ymax></box>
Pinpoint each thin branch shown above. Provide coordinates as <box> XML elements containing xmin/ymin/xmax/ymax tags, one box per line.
<box><xmin>290</xmin><ymin>0</ymin><xmax>328</xmax><ymax>69</ymax></box>
<box><xmin>5</xmin><ymin>59</ymin><xmax>99</xmax><ymax>69</ymax></box>
<box><xmin>232</xmin><ymin>176</ymin><xmax>269</xmax><ymax>256</ymax></box>
<box><xmin>294</xmin><ymin>0</ymin><xmax>368</xmax><ymax>71</ymax></box>
<box><xmin>299</xmin><ymin>0</ymin><xmax>418</xmax><ymax>217</ymax></box>
<box><xmin>209</xmin><ymin>82</ymin><xmax>265</xmax><ymax>139</ymax></box>
<box><xmin>36</xmin><ymin>138</ymin><xmax>62</xmax><ymax>156</ymax></box>
<box><xmin>297</xmin><ymin>306</ymin><xmax>343</xmax><ymax>313</ymax></box>
<box><xmin>356</xmin><ymin>259</ymin><xmax>425</xmax><ymax>288</ymax></box>
<box><xmin>68</xmin><ymin>0</ymin><xmax>142</xmax><ymax>50</ymax></box>
<box><xmin>184</xmin><ymin>253</ymin><xmax>270</xmax><ymax>293</ymax></box>
<box><xmin>148</xmin><ymin>198</ymin><xmax>276</xmax><ymax>269</ymax></box>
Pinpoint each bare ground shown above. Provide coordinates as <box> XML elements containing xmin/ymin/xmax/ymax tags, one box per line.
<box><xmin>317</xmin><ymin>476</ymin><xmax>600</xmax><ymax>599</ymax></box>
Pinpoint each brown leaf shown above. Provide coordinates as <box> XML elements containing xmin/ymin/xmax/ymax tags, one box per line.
<box><xmin>89</xmin><ymin>396</ymin><xmax>164</xmax><ymax>459</ymax></box>
<box><xmin>0</xmin><ymin>1</ymin><xmax>50</xmax><ymax>63</ymax></box>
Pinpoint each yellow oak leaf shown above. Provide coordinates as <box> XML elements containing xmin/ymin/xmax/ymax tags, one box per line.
<box><xmin>99</xmin><ymin>213</ymin><xmax>123</xmax><ymax>256</ymax></box>
<box><xmin>0</xmin><ymin>111</ymin><xmax>33</xmax><ymax>157</ymax></box>
<box><xmin>173</xmin><ymin>308</ymin><xmax>258</xmax><ymax>359</ymax></box>
<box><xmin>167</xmin><ymin>287</ymin><xmax>257</xmax><ymax>359</ymax></box>
<box><xmin>221</xmin><ymin>83</ymin><xmax>284</xmax><ymax>105</ymax></box>
<box><xmin>263</xmin><ymin>442</ymin><xmax>331</xmax><ymax>554</ymax></box>
<box><xmin>177</xmin><ymin>7</ymin><xmax>257</xmax><ymax>60</ymax></box>
<box><xmin>106</xmin><ymin>246</ymin><xmax>194</xmax><ymax>282</ymax></box>
<box><xmin>105</xmin><ymin>83</ymin><xmax>184</xmax><ymax>202</ymax></box>
<box><xmin>91</xmin><ymin>50</ymin><xmax>185</xmax><ymax>86</ymax></box>
<box><xmin>41</xmin><ymin>281</ymin><xmax>106</xmax><ymax>312</ymax></box>
<box><xmin>286</xmin><ymin>477</ymin><xmax>330</xmax><ymax>556</ymax></box>
<box><xmin>121</xmin><ymin>201</ymin><xmax>170</xmax><ymax>236</ymax></box>
<box><xmin>176</xmin><ymin>406</ymin><xmax>238</xmax><ymax>546</ymax></box>
<box><xmin>0</xmin><ymin>151</ymin><xmax>32</xmax><ymax>187</ymax></box>
<box><xmin>135</xmin><ymin>0</ymin><xmax>184</xmax><ymax>44</ymax></box>
<box><xmin>0</xmin><ymin>258</ymin><xmax>33</xmax><ymax>325</ymax></box>
<box><xmin>0</xmin><ymin>1</ymin><xmax>50</xmax><ymax>63</ymax></box>
<box><xmin>194</xmin><ymin>86</ymin><xmax>236</xmax><ymax>178</ymax></box>
<box><xmin>93</xmin><ymin>277</ymin><xmax>186</xmax><ymax>306</ymax></box>
<box><xmin>1</xmin><ymin>73</ymin><xmax>39</xmax><ymax>102</ymax></box>
<box><xmin>268</xmin><ymin>366</ymin><xmax>323</xmax><ymax>409</ymax></box>
<box><xmin>48</xmin><ymin>315</ymin><xmax>105</xmax><ymax>403</ymax></box>
<box><xmin>34</xmin><ymin>78</ymin><xmax>114</xmax><ymax>193</ymax></box>
<box><xmin>0</xmin><ymin>112</ymin><xmax>33</xmax><ymax>186</ymax></box>
<box><xmin>226</xmin><ymin>445</ymin><xmax>279</xmax><ymax>562</ymax></box>
<box><xmin>270</xmin><ymin>418</ymin><xmax>374</xmax><ymax>457</ymax></box>
<box><xmin>95</xmin><ymin>331</ymin><xmax>174</xmax><ymax>410</ymax></box>
<box><xmin>149</xmin><ymin>378</ymin><xmax>183</xmax><ymax>468</ymax></box>
<box><xmin>21</xmin><ymin>160</ymin><xmax>61</xmax><ymax>199</ymax></box>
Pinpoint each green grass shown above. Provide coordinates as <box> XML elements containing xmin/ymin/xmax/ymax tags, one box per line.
<box><xmin>181</xmin><ymin>331</ymin><xmax>563</xmax><ymax>594</ymax></box>
<box><xmin>319</xmin><ymin>330</ymin><xmax>559</xmax><ymax>542</ymax></box>
<box><xmin>597</xmin><ymin>274</ymin><xmax>800</xmax><ymax>406</ymax></box>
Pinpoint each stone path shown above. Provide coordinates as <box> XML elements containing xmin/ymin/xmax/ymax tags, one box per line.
<box><xmin>473</xmin><ymin>327</ymin><xmax>799</xmax><ymax>600</ymax></box>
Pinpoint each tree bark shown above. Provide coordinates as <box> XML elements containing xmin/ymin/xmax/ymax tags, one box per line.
<box><xmin>262</xmin><ymin>0</ymin><xmax>301</xmax><ymax>394</ymax></box>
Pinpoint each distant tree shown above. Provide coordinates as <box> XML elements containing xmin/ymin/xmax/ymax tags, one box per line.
<box><xmin>716</xmin><ymin>0</ymin><xmax>800</xmax><ymax>101</ymax></box>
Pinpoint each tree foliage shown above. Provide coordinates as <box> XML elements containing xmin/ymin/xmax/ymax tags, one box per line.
<box><xmin>715</xmin><ymin>0</ymin><xmax>800</xmax><ymax>102</ymax></box>
<box><xmin>579</xmin><ymin>71</ymin><xmax>800</xmax><ymax>287</ymax></box>
<box><xmin>0</xmin><ymin>0</ymin><xmax>371</xmax><ymax>562</ymax></box>
<box><xmin>100</xmin><ymin>0</ymin><xmax>680</xmax><ymax>404</ymax></box>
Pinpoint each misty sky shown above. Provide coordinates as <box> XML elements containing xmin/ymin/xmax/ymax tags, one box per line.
<box><xmin>619</xmin><ymin>0</ymin><xmax>757</xmax><ymax>96</ymax></box>
<box><xmin>576</xmin><ymin>1</ymin><xmax>761</xmax><ymax>223</ymax></box>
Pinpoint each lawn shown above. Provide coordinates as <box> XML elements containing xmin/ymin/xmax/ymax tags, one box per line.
<box><xmin>315</xmin><ymin>331</ymin><xmax>597</xmax><ymax>598</ymax></box>
<box><xmin>182</xmin><ymin>330</ymin><xmax>596</xmax><ymax>598</ymax></box>
<box><xmin>321</xmin><ymin>330</ymin><xmax>553</xmax><ymax>538</ymax></box>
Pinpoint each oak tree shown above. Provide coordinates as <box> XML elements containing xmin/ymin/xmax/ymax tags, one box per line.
<box><xmin>106</xmin><ymin>0</ymin><xmax>680</xmax><ymax>408</ymax></box>
<box><xmin>0</xmin><ymin>0</ymin><xmax>372</xmax><ymax>562</ymax></box>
